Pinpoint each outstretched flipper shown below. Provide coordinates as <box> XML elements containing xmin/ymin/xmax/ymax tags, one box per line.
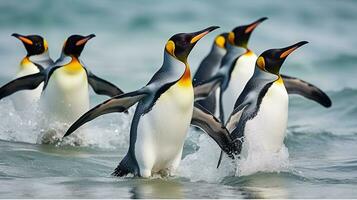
<box><xmin>191</xmin><ymin>103</ymin><xmax>234</xmax><ymax>157</ymax></box>
<box><xmin>194</xmin><ymin>75</ymin><xmax>223</xmax><ymax>101</ymax></box>
<box><xmin>0</xmin><ymin>73</ymin><xmax>45</xmax><ymax>99</ymax></box>
<box><xmin>64</xmin><ymin>89</ymin><xmax>148</xmax><ymax>137</ymax></box>
<box><xmin>87</xmin><ymin>71</ymin><xmax>125</xmax><ymax>97</ymax></box>
<box><xmin>282</xmin><ymin>74</ymin><xmax>332</xmax><ymax>108</ymax></box>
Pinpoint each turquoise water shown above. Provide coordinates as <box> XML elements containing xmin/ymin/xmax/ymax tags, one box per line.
<box><xmin>0</xmin><ymin>0</ymin><xmax>357</xmax><ymax>198</ymax></box>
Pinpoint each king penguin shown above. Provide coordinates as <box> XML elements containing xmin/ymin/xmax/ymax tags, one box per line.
<box><xmin>63</xmin><ymin>27</ymin><xmax>235</xmax><ymax>177</ymax></box>
<box><xmin>226</xmin><ymin>41</ymin><xmax>309</xmax><ymax>159</ymax></box>
<box><xmin>9</xmin><ymin>34</ymin><xmax>54</xmax><ymax>110</ymax></box>
<box><xmin>193</xmin><ymin>32</ymin><xmax>228</xmax><ymax>116</ymax></box>
<box><xmin>0</xmin><ymin>34</ymin><xmax>124</xmax><ymax>139</ymax></box>
<box><xmin>221</xmin><ymin>19</ymin><xmax>268</xmax><ymax>121</ymax></box>
<box><xmin>194</xmin><ymin>18</ymin><xmax>331</xmax><ymax>122</ymax></box>
<box><xmin>194</xmin><ymin>18</ymin><xmax>268</xmax><ymax>122</ymax></box>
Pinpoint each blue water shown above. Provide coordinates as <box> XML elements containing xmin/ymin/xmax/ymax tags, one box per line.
<box><xmin>0</xmin><ymin>0</ymin><xmax>357</xmax><ymax>198</ymax></box>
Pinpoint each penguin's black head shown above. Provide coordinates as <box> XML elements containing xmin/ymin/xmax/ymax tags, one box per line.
<box><xmin>214</xmin><ymin>32</ymin><xmax>229</xmax><ymax>49</ymax></box>
<box><xmin>62</xmin><ymin>34</ymin><xmax>95</xmax><ymax>57</ymax></box>
<box><xmin>165</xmin><ymin>26</ymin><xmax>219</xmax><ymax>63</ymax></box>
<box><xmin>12</xmin><ymin>33</ymin><xmax>48</xmax><ymax>56</ymax></box>
<box><xmin>256</xmin><ymin>41</ymin><xmax>308</xmax><ymax>75</ymax></box>
<box><xmin>228</xmin><ymin>17</ymin><xmax>268</xmax><ymax>49</ymax></box>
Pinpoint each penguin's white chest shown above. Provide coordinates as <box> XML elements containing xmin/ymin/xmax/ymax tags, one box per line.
<box><xmin>223</xmin><ymin>54</ymin><xmax>257</xmax><ymax>121</ymax></box>
<box><xmin>135</xmin><ymin>82</ymin><xmax>194</xmax><ymax>173</ymax></box>
<box><xmin>42</xmin><ymin>68</ymin><xmax>89</xmax><ymax>123</ymax></box>
<box><xmin>11</xmin><ymin>63</ymin><xmax>43</xmax><ymax>110</ymax></box>
<box><xmin>244</xmin><ymin>82</ymin><xmax>288</xmax><ymax>153</ymax></box>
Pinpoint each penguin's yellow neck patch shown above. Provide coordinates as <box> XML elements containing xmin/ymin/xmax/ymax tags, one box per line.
<box><xmin>63</xmin><ymin>57</ymin><xmax>84</xmax><ymax>74</ymax></box>
<box><xmin>178</xmin><ymin>64</ymin><xmax>192</xmax><ymax>88</ymax></box>
<box><xmin>276</xmin><ymin>75</ymin><xmax>284</xmax><ymax>85</ymax></box>
<box><xmin>245</xmin><ymin>49</ymin><xmax>254</xmax><ymax>56</ymax></box>
<box><xmin>20</xmin><ymin>57</ymin><xmax>31</xmax><ymax>69</ymax></box>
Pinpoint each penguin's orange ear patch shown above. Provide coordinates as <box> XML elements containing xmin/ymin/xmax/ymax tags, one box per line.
<box><xmin>43</xmin><ymin>39</ymin><xmax>48</xmax><ymax>51</ymax></box>
<box><xmin>215</xmin><ymin>36</ymin><xmax>226</xmax><ymax>48</ymax></box>
<box><xmin>165</xmin><ymin>40</ymin><xmax>175</xmax><ymax>56</ymax></box>
<box><xmin>19</xmin><ymin>36</ymin><xmax>33</xmax><ymax>45</ymax></box>
<box><xmin>257</xmin><ymin>56</ymin><xmax>265</xmax><ymax>70</ymax></box>
<box><xmin>228</xmin><ymin>32</ymin><xmax>235</xmax><ymax>45</ymax></box>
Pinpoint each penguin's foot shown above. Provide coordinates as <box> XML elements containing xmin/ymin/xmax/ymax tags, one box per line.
<box><xmin>230</xmin><ymin>138</ymin><xmax>243</xmax><ymax>157</ymax></box>
<box><xmin>38</xmin><ymin>129</ymin><xmax>63</xmax><ymax>145</ymax></box>
<box><xmin>158</xmin><ymin>169</ymin><xmax>170</xmax><ymax>178</ymax></box>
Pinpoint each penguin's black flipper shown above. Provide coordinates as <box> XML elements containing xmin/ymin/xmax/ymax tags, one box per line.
<box><xmin>216</xmin><ymin>104</ymin><xmax>248</xmax><ymax>168</ymax></box>
<box><xmin>87</xmin><ymin>71</ymin><xmax>125</xmax><ymax>97</ymax></box>
<box><xmin>191</xmin><ymin>103</ymin><xmax>234</xmax><ymax>157</ymax></box>
<box><xmin>281</xmin><ymin>74</ymin><xmax>332</xmax><ymax>108</ymax></box>
<box><xmin>64</xmin><ymin>89</ymin><xmax>148</xmax><ymax>137</ymax></box>
<box><xmin>0</xmin><ymin>73</ymin><xmax>45</xmax><ymax>100</ymax></box>
<box><xmin>194</xmin><ymin>75</ymin><xmax>223</xmax><ymax>101</ymax></box>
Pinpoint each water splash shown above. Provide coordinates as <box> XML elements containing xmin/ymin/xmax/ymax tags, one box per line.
<box><xmin>0</xmin><ymin>99</ymin><xmax>133</xmax><ymax>149</ymax></box>
<box><xmin>180</xmin><ymin>130</ymin><xmax>290</xmax><ymax>182</ymax></box>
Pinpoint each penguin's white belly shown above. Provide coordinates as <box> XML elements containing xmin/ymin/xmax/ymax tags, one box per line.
<box><xmin>223</xmin><ymin>54</ymin><xmax>257</xmax><ymax>121</ymax></box>
<box><xmin>244</xmin><ymin>82</ymin><xmax>288</xmax><ymax>153</ymax></box>
<box><xmin>135</xmin><ymin>82</ymin><xmax>194</xmax><ymax>175</ymax></box>
<box><xmin>11</xmin><ymin>65</ymin><xmax>42</xmax><ymax>110</ymax></box>
<box><xmin>42</xmin><ymin>68</ymin><xmax>89</xmax><ymax>123</ymax></box>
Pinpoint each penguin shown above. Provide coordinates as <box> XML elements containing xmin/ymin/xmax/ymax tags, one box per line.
<box><xmin>192</xmin><ymin>32</ymin><xmax>228</xmax><ymax>116</ymax></box>
<box><xmin>9</xmin><ymin>34</ymin><xmax>54</xmax><ymax>110</ymax></box>
<box><xmin>194</xmin><ymin>18</ymin><xmax>268</xmax><ymax>122</ymax></box>
<box><xmin>63</xmin><ymin>27</ymin><xmax>235</xmax><ymax>177</ymax></box>
<box><xmin>221</xmin><ymin>19</ymin><xmax>268</xmax><ymax>121</ymax></box>
<box><xmin>194</xmin><ymin>18</ymin><xmax>331</xmax><ymax>122</ymax></box>
<box><xmin>226</xmin><ymin>41</ymin><xmax>309</xmax><ymax>159</ymax></box>
<box><xmin>0</xmin><ymin>34</ymin><xmax>124</xmax><ymax>135</ymax></box>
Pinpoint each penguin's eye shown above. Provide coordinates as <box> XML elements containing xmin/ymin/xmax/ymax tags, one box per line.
<box><xmin>165</xmin><ymin>40</ymin><xmax>175</xmax><ymax>56</ymax></box>
<box><xmin>257</xmin><ymin>56</ymin><xmax>265</xmax><ymax>70</ymax></box>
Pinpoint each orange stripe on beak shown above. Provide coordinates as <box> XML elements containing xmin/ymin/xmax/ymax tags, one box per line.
<box><xmin>190</xmin><ymin>31</ymin><xmax>209</xmax><ymax>44</ymax></box>
<box><xmin>76</xmin><ymin>34</ymin><xmax>95</xmax><ymax>46</ymax></box>
<box><xmin>18</xmin><ymin>36</ymin><xmax>33</xmax><ymax>45</ymax></box>
<box><xmin>245</xmin><ymin>23</ymin><xmax>259</xmax><ymax>34</ymax></box>
<box><xmin>76</xmin><ymin>38</ymin><xmax>90</xmax><ymax>46</ymax></box>
<box><xmin>280</xmin><ymin>46</ymin><xmax>298</xmax><ymax>58</ymax></box>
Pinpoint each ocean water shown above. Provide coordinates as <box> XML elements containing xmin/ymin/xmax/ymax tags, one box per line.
<box><xmin>0</xmin><ymin>0</ymin><xmax>357</xmax><ymax>198</ymax></box>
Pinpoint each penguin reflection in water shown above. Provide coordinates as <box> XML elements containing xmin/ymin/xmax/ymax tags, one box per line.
<box><xmin>0</xmin><ymin>34</ymin><xmax>124</xmax><ymax>143</ymax></box>
<box><xmin>9</xmin><ymin>34</ymin><xmax>54</xmax><ymax>111</ymax></box>
<box><xmin>64</xmin><ymin>27</ymin><xmax>236</xmax><ymax>178</ymax></box>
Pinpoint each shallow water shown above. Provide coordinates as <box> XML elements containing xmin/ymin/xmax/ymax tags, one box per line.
<box><xmin>0</xmin><ymin>0</ymin><xmax>357</xmax><ymax>198</ymax></box>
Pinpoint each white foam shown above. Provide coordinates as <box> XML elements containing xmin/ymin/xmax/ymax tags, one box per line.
<box><xmin>0</xmin><ymin>99</ymin><xmax>133</xmax><ymax>149</ymax></box>
<box><xmin>179</xmin><ymin>129</ymin><xmax>290</xmax><ymax>183</ymax></box>
<box><xmin>179</xmin><ymin>132</ymin><xmax>235</xmax><ymax>183</ymax></box>
<box><xmin>236</xmin><ymin>144</ymin><xmax>290</xmax><ymax>177</ymax></box>
<box><xmin>0</xmin><ymin>99</ymin><xmax>290</xmax><ymax>182</ymax></box>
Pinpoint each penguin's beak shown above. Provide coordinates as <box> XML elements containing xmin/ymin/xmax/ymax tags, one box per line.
<box><xmin>245</xmin><ymin>17</ymin><xmax>268</xmax><ymax>34</ymax></box>
<box><xmin>76</xmin><ymin>34</ymin><xmax>96</xmax><ymax>46</ymax></box>
<box><xmin>12</xmin><ymin>33</ymin><xmax>33</xmax><ymax>45</ymax></box>
<box><xmin>190</xmin><ymin>26</ymin><xmax>220</xmax><ymax>44</ymax></box>
<box><xmin>279</xmin><ymin>41</ymin><xmax>308</xmax><ymax>59</ymax></box>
